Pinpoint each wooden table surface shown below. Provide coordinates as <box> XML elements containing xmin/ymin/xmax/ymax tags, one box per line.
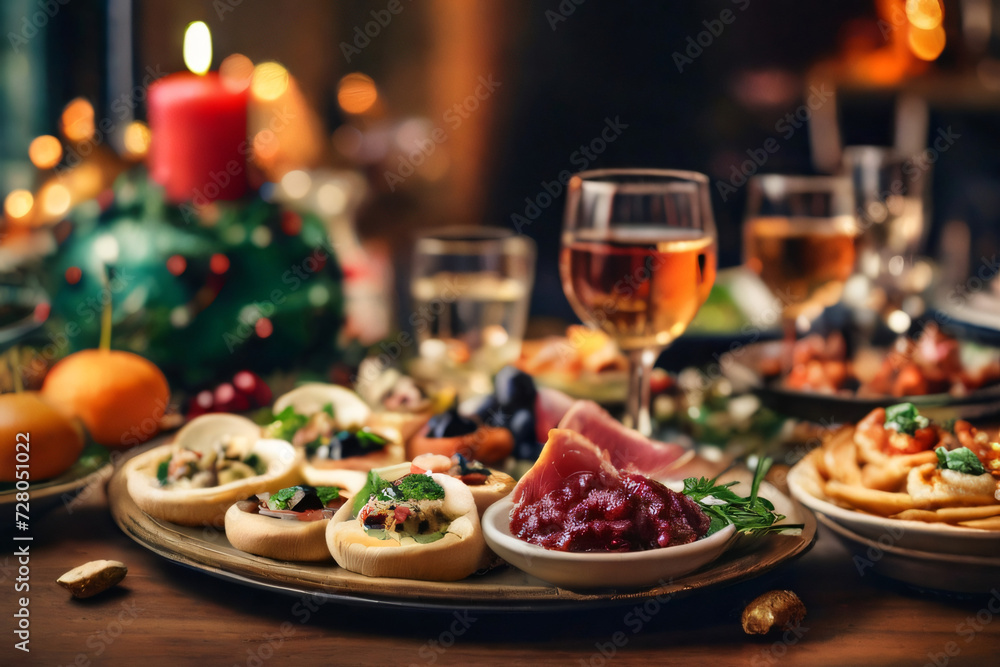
<box><xmin>3</xmin><ymin>472</ymin><xmax>999</xmax><ymax>667</ymax></box>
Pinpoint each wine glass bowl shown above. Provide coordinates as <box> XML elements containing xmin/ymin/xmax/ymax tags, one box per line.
<box><xmin>560</xmin><ymin>169</ymin><xmax>717</xmax><ymax>436</ymax></box>
<box><xmin>743</xmin><ymin>175</ymin><xmax>858</xmax><ymax>329</ymax></box>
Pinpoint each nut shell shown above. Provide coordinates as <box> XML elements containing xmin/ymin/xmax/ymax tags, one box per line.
<box><xmin>56</xmin><ymin>560</ymin><xmax>128</xmax><ymax>598</ymax></box>
<box><xmin>741</xmin><ymin>590</ymin><xmax>806</xmax><ymax>635</ymax></box>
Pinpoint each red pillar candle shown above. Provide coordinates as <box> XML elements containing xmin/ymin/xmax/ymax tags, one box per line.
<box><xmin>147</xmin><ymin>72</ymin><xmax>249</xmax><ymax>203</ymax></box>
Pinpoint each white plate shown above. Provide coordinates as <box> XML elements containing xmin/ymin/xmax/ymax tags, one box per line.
<box><xmin>787</xmin><ymin>456</ymin><xmax>1000</xmax><ymax>558</ymax></box>
<box><xmin>482</xmin><ymin>497</ymin><xmax>737</xmax><ymax>591</ymax></box>
<box><xmin>818</xmin><ymin>514</ymin><xmax>1000</xmax><ymax>594</ymax></box>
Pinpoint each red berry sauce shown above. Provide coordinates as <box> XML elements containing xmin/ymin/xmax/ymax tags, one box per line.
<box><xmin>509</xmin><ymin>471</ymin><xmax>710</xmax><ymax>552</ymax></box>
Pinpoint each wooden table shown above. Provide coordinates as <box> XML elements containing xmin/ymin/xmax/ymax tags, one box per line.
<box><xmin>4</xmin><ymin>477</ymin><xmax>999</xmax><ymax>667</ymax></box>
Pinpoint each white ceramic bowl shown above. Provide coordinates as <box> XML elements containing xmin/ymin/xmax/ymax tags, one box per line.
<box><xmin>818</xmin><ymin>514</ymin><xmax>1000</xmax><ymax>594</ymax></box>
<box><xmin>482</xmin><ymin>497</ymin><xmax>736</xmax><ymax>590</ymax></box>
<box><xmin>787</xmin><ymin>457</ymin><xmax>1000</xmax><ymax>558</ymax></box>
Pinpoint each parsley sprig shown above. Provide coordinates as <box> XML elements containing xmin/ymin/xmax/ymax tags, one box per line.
<box><xmin>682</xmin><ymin>458</ymin><xmax>801</xmax><ymax>536</ymax></box>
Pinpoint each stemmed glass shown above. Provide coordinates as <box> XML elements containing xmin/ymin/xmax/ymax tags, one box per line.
<box><xmin>560</xmin><ymin>169</ymin><xmax>717</xmax><ymax>436</ymax></box>
<box><xmin>743</xmin><ymin>175</ymin><xmax>858</xmax><ymax>347</ymax></box>
<box><xmin>842</xmin><ymin>146</ymin><xmax>931</xmax><ymax>333</ymax></box>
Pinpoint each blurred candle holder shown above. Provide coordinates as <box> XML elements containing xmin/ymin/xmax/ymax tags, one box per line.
<box><xmin>409</xmin><ymin>226</ymin><xmax>535</xmax><ymax>396</ymax></box>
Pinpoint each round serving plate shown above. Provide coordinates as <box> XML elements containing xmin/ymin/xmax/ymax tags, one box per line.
<box><xmin>108</xmin><ymin>460</ymin><xmax>817</xmax><ymax>612</ymax></box>
<box><xmin>787</xmin><ymin>455</ymin><xmax>1000</xmax><ymax>558</ymax></box>
<box><xmin>724</xmin><ymin>340</ymin><xmax>1000</xmax><ymax>423</ymax></box>
<box><xmin>0</xmin><ymin>443</ymin><xmax>112</xmax><ymax>516</ymax></box>
<box><xmin>817</xmin><ymin>514</ymin><xmax>1000</xmax><ymax>594</ymax></box>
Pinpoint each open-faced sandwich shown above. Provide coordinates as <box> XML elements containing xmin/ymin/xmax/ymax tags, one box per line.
<box><xmin>326</xmin><ymin>467</ymin><xmax>490</xmax><ymax>581</ymax></box>
<box><xmin>406</xmin><ymin>454</ymin><xmax>515</xmax><ymax>516</ymax></box>
<box><xmin>125</xmin><ymin>413</ymin><xmax>301</xmax><ymax>527</ymax></box>
<box><xmin>225</xmin><ymin>484</ymin><xmax>348</xmax><ymax>561</ymax></box>
<box><xmin>264</xmin><ymin>383</ymin><xmax>403</xmax><ymax>493</ymax></box>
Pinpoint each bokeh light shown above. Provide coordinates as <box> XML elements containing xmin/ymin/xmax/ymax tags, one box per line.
<box><xmin>61</xmin><ymin>98</ymin><xmax>95</xmax><ymax>143</ymax></box>
<box><xmin>166</xmin><ymin>254</ymin><xmax>187</xmax><ymax>276</ymax></box>
<box><xmin>337</xmin><ymin>73</ymin><xmax>378</xmax><ymax>115</ymax></box>
<box><xmin>123</xmin><ymin>121</ymin><xmax>152</xmax><ymax>159</ymax></box>
<box><xmin>220</xmin><ymin>53</ymin><xmax>254</xmax><ymax>92</ymax></box>
<box><xmin>280</xmin><ymin>170</ymin><xmax>311</xmax><ymax>198</ymax></box>
<box><xmin>41</xmin><ymin>184</ymin><xmax>72</xmax><ymax>217</ymax></box>
<box><xmin>906</xmin><ymin>0</ymin><xmax>943</xmax><ymax>30</ymax></box>
<box><xmin>251</xmin><ymin>62</ymin><xmax>290</xmax><ymax>101</ymax></box>
<box><xmin>29</xmin><ymin>135</ymin><xmax>63</xmax><ymax>169</ymax></box>
<box><xmin>255</xmin><ymin>317</ymin><xmax>274</xmax><ymax>338</ymax></box>
<box><xmin>210</xmin><ymin>253</ymin><xmax>230</xmax><ymax>274</ymax></box>
<box><xmin>65</xmin><ymin>266</ymin><xmax>82</xmax><ymax>285</ymax></box>
<box><xmin>183</xmin><ymin>21</ymin><xmax>212</xmax><ymax>75</ymax></box>
<box><xmin>4</xmin><ymin>190</ymin><xmax>34</xmax><ymax>220</ymax></box>
<box><xmin>908</xmin><ymin>23</ymin><xmax>946</xmax><ymax>61</ymax></box>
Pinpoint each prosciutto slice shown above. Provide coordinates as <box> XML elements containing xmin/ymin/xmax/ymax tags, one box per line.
<box><xmin>557</xmin><ymin>400</ymin><xmax>689</xmax><ymax>480</ymax></box>
<box><xmin>511</xmin><ymin>428</ymin><xmax>618</xmax><ymax>505</ymax></box>
<box><xmin>509</xmin><ymin>428</ymin><xmax>710</xmax><ymax>551</ymax></box>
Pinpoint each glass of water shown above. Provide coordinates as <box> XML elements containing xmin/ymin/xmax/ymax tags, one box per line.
<box><xmin>410</xmin><ymin>226</ymin><xmax>535</xmax><ymax>392</ymax></box>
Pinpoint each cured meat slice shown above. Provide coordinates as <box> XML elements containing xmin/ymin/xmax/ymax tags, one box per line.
<box><xmin>511</xmin><ymin>428</ymin><xmax>618</xmax><ymax>505</ymax></box>
<box><xmin>533</xmin><ymin>386</ymin><xmax>575</xmax><ymax>443</ymax></box>
<box><xmin>557</xmin><ymin>400</ymin><xmax>689</xmax><ymax>479</ymax></box>
<box><xmin>510</xmin><ymin>428</ymin><xmax>710</xmax><ymax>552</ymax></box>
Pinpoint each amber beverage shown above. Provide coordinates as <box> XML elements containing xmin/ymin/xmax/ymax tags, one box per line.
<box><xmin>561</xmin><ymin>228</ymin><xmax>717</xmax><ymax>351</ymax></box>
<box><xmin>744</xmin><ymin>215</ymin><xmax>857</xmax><ymax>319</ymax></box>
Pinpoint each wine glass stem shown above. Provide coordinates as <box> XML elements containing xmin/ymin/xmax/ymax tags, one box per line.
<box><xmin>625</xmin><ymin>347</ymin><xmax>659</xmax><ymax>437</ymax></box>
<box><xmin>781</xmin><ymin>315</ymin><xmax>797</xmax><ymax>374</ymax></box>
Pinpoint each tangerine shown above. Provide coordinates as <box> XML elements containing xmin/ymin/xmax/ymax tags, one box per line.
<box><xmin>0</xmin><ymin>392</ymin><xmax>85</xmax><ymax>481</ymax></box>
<box><xmin>42</xmin><ymin>349</ymin><xmax>170</xmax><ymax>449</ymax></box>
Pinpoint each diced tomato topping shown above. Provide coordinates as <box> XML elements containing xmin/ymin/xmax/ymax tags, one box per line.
<box><xmin>394</xmin><ymin>506</ymin><xmax>411</xmax><ymax>524</ymax></box>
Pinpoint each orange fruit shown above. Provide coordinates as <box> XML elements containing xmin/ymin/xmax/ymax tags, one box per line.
<box><xmin>0</xmin><ymin>392</ymin><xmax>85</xmax><ymax>482</ymax></box>
<box><xmin>42</xmin><ymin>349</ymin><xmax>170</xmax><ymax>449</ymax></box>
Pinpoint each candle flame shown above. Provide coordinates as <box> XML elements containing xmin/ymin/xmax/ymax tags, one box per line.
<box><xmin>184</xmin><ymin>21</ymin><xmax>212</xmax><ymax>75</ymax></box>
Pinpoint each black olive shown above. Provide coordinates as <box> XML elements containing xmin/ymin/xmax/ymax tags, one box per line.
<box><xmin>288</xmin><ymin>485</ymin><xmax>324</xmax><ymax>511</ymax></box>
<box><xmin>494</xmin><ymin>365</ymin><xmax>537</xmax><ymax>410</ymax></box>
<box><xmin>426</xmin><ymin>404</ymin><xmax>478</xmax><ymax>438</ymax></box>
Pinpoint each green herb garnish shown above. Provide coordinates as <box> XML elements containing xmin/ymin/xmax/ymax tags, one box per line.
<box><xmin>156</xmin><ymin>459</ymin><xmax>169</xmax><ymax>485</ymax></box>
<box><xmin>269</xmin><ymin>486</ymin><xmax>299</xmax><ymax>510</ymax></box>
<box><xmin>884</xmin><ymin>402</ymin><xmax>929</xmax><ymax>436</ymax></box>
<box><xmin>356</xmin><ymin>428</ymin><xmax>388</xmax><ymax>449</ymax></box>
<box><xmin>264</xmin><ymin>405</ymin><xmax>309</xmax><ymax>442</ymax></box>
<box><xmin>396</xmin><ymin>474</ymin><xmax>446</xmax><ymax>501</ymax></box>
<box><xmin>322</xmin><ymin>402</ymin><xmax>336</xmax><ymax>418</ymax></box>
<box><xmin>316</xmin><ymin>486</ymin><xmax>342</xmax><ymax>506</ymax></box>
<box><xmin>352</xmin><ymin>471</ymin><xmax>395</xmax><ymax>515</ymax></box>
<box><xmin>935</xmin><ymin>447</ymin><xmax>987</xmax><ymax>476</ymax></box>
<box><xmin>243</xmin><ymin>453</ymin><xmax>265</xmax><ymax>475</ymax></box>
<box><xmin>682</xmin><ymin>458</ymin><xmax>800</xmax><ymax>536</ymax></box>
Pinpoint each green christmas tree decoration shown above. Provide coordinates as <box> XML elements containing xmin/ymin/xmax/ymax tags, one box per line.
<box><xmin>42</xmin><ymin>167</ymin><xmax>345</xmax><ymax>389</ymax></box>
